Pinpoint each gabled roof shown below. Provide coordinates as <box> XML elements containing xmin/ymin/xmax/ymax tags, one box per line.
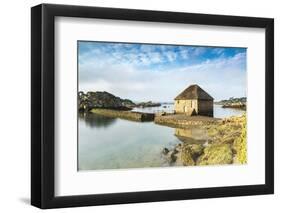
<box><xmin>174</xmin><ymin>84</ymin><xmax>213</xmax><ymax>100</ymax></box>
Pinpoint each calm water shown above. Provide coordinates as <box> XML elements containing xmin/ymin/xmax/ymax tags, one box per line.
<box><xmin>78</xmin><ymin>104</ymin><xmax>245</xmax><ymax>171</ymax></box>
<box><xmin>132</xmin><ymin>103</ymin><xmax>245</xmax><ymax>118</ymax></box>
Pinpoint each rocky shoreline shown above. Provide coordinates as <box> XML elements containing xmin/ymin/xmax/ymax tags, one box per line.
<box><xmin>78</xmin><ymin>91</ymin><xmax>162</xmax><ymax>112</ymax></box>
<box><xmin>222</xmin><ymin>102</ymin><xmax>246</xmax><ymax>110</ymax></box>
<box><xmin>78</xmin><ymin>91</ymin><xmax>136</xmax><ymax>112</ymax></box>
<box><xmin>135</xmin><ymin>101</ymin><xmax>161</xmax><ymax>108</ymax></box>
<box><xmin>162</xmin><ymin>114</ymin><xmax>247</xmax><ymax>166</ymax></box>
<box><xmin>215</xmin><ymin>97</ymin><xmax>246</xmax><ymax>110</ymax></box>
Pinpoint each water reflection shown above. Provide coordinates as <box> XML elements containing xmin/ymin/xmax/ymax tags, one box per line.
<box><xmin>78</xmin><ymin>113</ymin><xmax>178</xmax><ymax>170</ymax></box>
<box><xmin>79</xmin><ymin>112</ymin><xmax>117</xmax><ymax>128</ymax></box>
<box><xmin>78</xmin><ymin>105</ymin><xmax>244</xmax><ymax>170</ymax></box>
<box><xmin>174</xmin><ymin>128</ymin><xmax>208</xmax><ymax>144</ymax></box>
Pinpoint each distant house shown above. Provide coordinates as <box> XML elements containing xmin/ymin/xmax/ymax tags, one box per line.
<box><xmin>174</xmin><ymin>84</ymin><xmax>214</xmax><ymax>117</ymax></box>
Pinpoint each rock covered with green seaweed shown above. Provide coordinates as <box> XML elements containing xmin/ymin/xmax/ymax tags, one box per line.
<box><xmin>162</xmin><ymin>114</ymin><xmax>247</xmax><ymax>166</ymax></box>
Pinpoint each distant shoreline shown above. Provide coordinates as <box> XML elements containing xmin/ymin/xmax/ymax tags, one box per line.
<box><xmin>214</xmin><ymin>97</ymin><xmax>246</xmax><ymax>110</ymax></box>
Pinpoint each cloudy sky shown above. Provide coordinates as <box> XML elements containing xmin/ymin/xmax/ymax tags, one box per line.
<box><xmin>78</xmin><ymin>41</ymin><xmax>246</xmax><ymax>102</ymax></box>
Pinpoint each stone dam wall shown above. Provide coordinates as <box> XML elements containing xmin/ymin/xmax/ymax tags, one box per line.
<box><xmin>154</xmin><ymin>115</ymin><xmax>219</xmax><ymax>128</ymax></box>
<box><xmin>90</xmin><ymin>109</ymin><xmax>155</xmax><ymax>122</ymax></box>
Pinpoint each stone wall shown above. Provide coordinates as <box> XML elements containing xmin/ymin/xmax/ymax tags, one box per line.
<box><xmin>90</xmin><ymin>109</ymin><xmax>155</xmax><ymax>122</ymax></box>
<box><xmin>198</xmin><ymin>100</ymin><xmax>213</xmax><ymax>117</ymax></box>
<box><xmin>174</xmin><ymin>99</ymin><xmax>198</xmax><ymax>115</ymax></box>
<box><xmin>155</xmin><ymin>114</ymin><xmax>219</xmax><ymax>128</ymax></box>
<box><xmin>174</xmin><ymin>99</ymin><xmax>213</xmax><ymax>117</ymax></box>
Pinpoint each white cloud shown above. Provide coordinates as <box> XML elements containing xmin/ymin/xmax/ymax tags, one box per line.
<box><xmin>79</xmin><ymin>52</ymin><xmax>246</xmax><ymax>102</ymax></box>
<box><xmin>165</xmin><ymin>51</ymin><xmax>177</xmax><ymax>62</ymax></box>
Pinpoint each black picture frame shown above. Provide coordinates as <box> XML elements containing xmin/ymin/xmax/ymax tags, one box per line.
<box><xmin>31</xmin><ymin>3</ymin><xmax>274</xmax><ymax>209</ymax></box>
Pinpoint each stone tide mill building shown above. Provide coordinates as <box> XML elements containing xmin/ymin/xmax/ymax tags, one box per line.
<box><xmin>174</xmin><ymin>84</ymin><xmax>214</xmax><ymax>117</ymax></box>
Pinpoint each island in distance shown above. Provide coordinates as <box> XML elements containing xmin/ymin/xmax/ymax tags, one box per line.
<box><xmin>215</xmin><ymin>97</ymin><xmax>246</xmax><ymax>110</ymax></box>
<box><xmin>78</xmin><ymin>91</ymin><xmax>161</xmax><ymax>112</ymax></box>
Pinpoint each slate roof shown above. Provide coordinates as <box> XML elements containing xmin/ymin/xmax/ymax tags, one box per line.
<box><xmin>174</xmin><ymin>84</ymin><xmax>214</xmax><ymax>100</ymax></box>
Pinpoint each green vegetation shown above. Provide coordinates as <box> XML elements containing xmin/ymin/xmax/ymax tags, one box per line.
<box><xmin>203</xmin><ymin>114</ymin><xmax>247</xmax><ymax>165</ymax></box>
<box><xmin>78</xmin><ymin>91</ymin><xmax>136</xmax><ymax>112</ymax></box>
<box><xmin>197</xmin><ymin>144</ymin><xmax>233</xmax><ymax>165</ymax></box>
<box><xmin>180</xmin><ymin>144</ymin><xmax>204</xmax><ymax>166</ymax></box>
<box><xmin>163</xmin><ymin>114</ymin><xmax>247</xmax><ymax>166</ymax></box>
<box><xmin>233</xmin><ymin>119</ymin><xmax>247</xmax><ymax>164</ymax></box>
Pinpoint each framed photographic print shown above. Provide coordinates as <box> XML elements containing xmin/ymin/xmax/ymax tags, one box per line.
<box><xmin>31</xmin><ymin>3</ymin><xmax>274</xmax><ymax>209</ymax></box>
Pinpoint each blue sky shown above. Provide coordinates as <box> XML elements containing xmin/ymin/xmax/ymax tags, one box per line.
<box><xmin>78</xmin><ymin>41</ymin><xmax>246</xmax><ymax>102</ymax></box>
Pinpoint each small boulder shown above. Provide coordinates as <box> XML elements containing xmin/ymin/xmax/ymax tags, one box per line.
<box><xmin>162</xmin><ymin>148</ymin><xmax>169</xmax><ymax>155</ymax></box>
<box><xmin>180</xmin><ymin>148</ymin><xmax>195</xmax><ymax>166</ymax></box>
<box><xmin>188</xmin><ymin>144</ymin><xmax>204</xmax><ymax>157</ymax></box>
<box><xmin>167</xmin><ymin>150</ymin><xmax>177</xmax><ymax>163</ymax></box>
<box><xmin>181</xmin><ymin>143</ymin><xmax>204</xmax><ymax>162</ymax></box>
